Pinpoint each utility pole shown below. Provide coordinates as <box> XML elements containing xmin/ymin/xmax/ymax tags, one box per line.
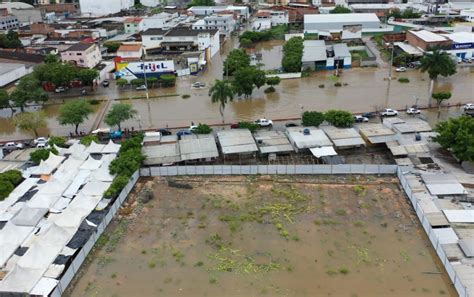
<box><xmin>384</xmin><ymin>42</ymin><xmax>394</xmax><ymax>108</ymax></box>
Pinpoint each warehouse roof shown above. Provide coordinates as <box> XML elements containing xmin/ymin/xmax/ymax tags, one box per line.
<box><xmin>333</xmin><ymin>43</ymin><xmax>351</xmax><ymax>58</ymax></box>
<box><xmin>217</xmin><ymin>129</ymin><xmax>258</xmax><ymax>155</ymax></box>
<box><xmin>0</xmin><ymin>63</ymin><xmax>25</xmax><ymax>76</ymax></box>
<box><xmin>442</xmin><ymin>31</ymin><xmax>474</xmax><ymax>44</ymax></box>
<box><xmin>142</xmin><ymin>143</ymin><xmax>181</xmax><ymax>165</ymax></box>
<box><xmin>304</xmin><ymin>13</ymin><xmax>380</xmax><ymax>24</ymax></box>
<box><xmin>253</xmin><ymin>130</ymin><xmax>294</xmax><ymax>154</ymax></box>
<box><xmin>408</xmin><ymin>30</ymin><xmax>448</xmax><ymax>42</ymax></box>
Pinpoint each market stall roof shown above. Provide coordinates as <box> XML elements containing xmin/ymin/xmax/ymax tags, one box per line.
<box><xmin>286</xmin><ymin>127</ymin><xmax>332</xmax><ymax>150</ymax></box>
<box><xmin>179</xmin><ymin>135</ymin><xmax>219</xmax><ymax>161</ymax></box>
<box><xmin>253</xmin><ymin>130</ymin><xmax>294</xmax><ymax>154</ymax></box>
<box><xmin>358</xmin><ymin>124</ymin><xmax>398</xmax><ymax>144</ymax></box>
<box><xmin>102</xmin><ymin>140</ymin><xmax>121</xmax><ymax>154</ymax></box>
<box><xmin>433</xmin><ymin>228</ymin><xmax>459</xmax><ymax>244</ymax></box>
<box><xmin>310</xmin><ymin>146</ymin><xmax>337</xmax><ymax>158</ymax></box>
<box><xmin>85</xmin><ymin>141</ymin><xmax>105</xmax><ymax>154</ymax></box>
<box><xmin>217</xmin><ymin>129</ymin><xmax>258</xmax><ymax>155</ymax></box>
<box><xmin>422</xmin><ymin>174</ymin><xmax>467</xmax><ymax>196</ymax></box>
<box><xmin>322</xmin><ymin>126</ymin><xmax>365</xmax><ymax>148</ymax></box>
<box><xmin>142</xmin><ymin>143</ymin><xmax>181</xmax><ymax>165</ymax></box>
<box><xmin>29</xmin><ymin>153</ymin><xmax>65</xmax><ymax>176</ymax></box>
<box><xmin>443</xmin><ymin>210</ymin><xmax>474</xmax><ymax>223</ymax></box>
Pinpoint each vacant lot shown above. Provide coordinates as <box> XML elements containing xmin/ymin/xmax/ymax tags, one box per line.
<box><xmin>67</xmin><ymin>175</ymin><xmax>455</xmax><ymax>297</ymax></box>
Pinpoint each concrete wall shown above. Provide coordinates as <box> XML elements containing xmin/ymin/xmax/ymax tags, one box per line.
<box><xmin>266</xmin><ymin>72</ymin><xmax>302</xmax><ymax>79</ymax></box>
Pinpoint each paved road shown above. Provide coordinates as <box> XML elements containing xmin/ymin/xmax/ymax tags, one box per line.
<box><xmin>363</xmin><ymin>37</ymin><xmax>387</xmax><ymax>68</ymax></box>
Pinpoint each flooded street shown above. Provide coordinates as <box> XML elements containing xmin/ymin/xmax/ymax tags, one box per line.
<box><xmin>66</xmin><ymin>176</ymin><xmax>456</xmax><ymax>297</ymax></box>
<box><xmin>0</xmin><ymin>37</ymin><xmax>472</xmax><ymax>140</ymax></box>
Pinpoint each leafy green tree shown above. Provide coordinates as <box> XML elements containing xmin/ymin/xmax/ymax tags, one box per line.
<box><xmin>10</xmin><ymin>75</ymin><xmax>47</xmax><ymax>112</ymax></box>
<box><xmin>187</xmin><ymin>0</ymin><xmax>215</xmax><ymax>8</ymax></box>
<box><xmin>0</xmin><ymin>30</ymin><xmax>22</xmax><ymax>48</ymax></box>
<box><xmin>265</xmin><ymin>76</ymin><xmax>281</xmax><ymax>92</ymax></box>
<box><xmin>253</xmin><ymin>68</ymin><xmax>266</xmax><ymax>89</ymax></box>
<box><xmin>282</xmin><ymin>37</ymin><xmax>303</xmax><ymax>73</ymax></box>
<box><xmin>160</xmin><ymin>74</ymin><xmax>176</xmax><ymax>87</ymax></box>
<box><xmin>44</xmin><ymin>54</ymin><xmax>59</xmax><ymax>64</ymax></box>
<box><xmin>330</xmin><ymin>5</ymin><xmax>352</xmax><ymax>13</ymax></box>
<box><xmin>34</xmin><ymin>62</ymin><xmax>78</xmax><ymax>87</ymax></box>
<box><xmin>30</xmin><ymin>149</ymin><xmax>54</xmax><ymax>165</ymax></box>
<box><xmin>104</xmin><ymin>41</ymin><xmax>121</xmax><ymax>52</ymax></box>
<box><xmin>192</xmin><ymin>123</ymin><xmax>213</xmax><ymax>134</ymax></box>
<box><xmin>14</xmin><ymin>111</ymin><xmax>47</xmax><ymax>137</ymax></box>
<box><xmin>0</xmin><ymin>89</ymin><xmax>13</xmax><ymax>115</ymax></box>
<box><xmin>48</xmin><ymin>136</ymin><xmax>66</xmax><ymax>148</ymax></box>
<box><xmin>116</xmin><ymin>78</ymin><xmax>128</xmax><ymax>88</ymax></box>
<box><xmin>80</xmin><ymin>135</ymin><xmax>99</xmax><ymax>146</ymax></box>
<box><xmin>233</xmin><ymin>67</ymin><xmax>256</xmax><ymax>97</ymax></box>
<box><xmin>146</xmin><ymin>77</ymin><xmax>158</xmax><ymax>88</ymax></box>
<box><xmin>77</xmin><ymin>68</ymin><xmax>99</xmax><ymax>88</ymax></box>
<box><xmin>223</xmin><ymin>49</ymin><xmax>250</xmax><ymax>76</ymax></box>
<box><xmin>238</xmin><ymin>121</ymin><xmax>259</xmax><ymax>132</ymax></box>
<box><xmin>131</xmin><ymin>78</ymin><xmax>145</xmax><ymax>87</ymax></box>
<box><xmin>103</xmin><ymin>175</ymin><xmax>130</xmax><ymax>198</ymax></box>
<box><xmin>57</xmin><ymin>100</ymin><xmax>93</xmax><ymax>134</ymax></box>
<box><xmin>302</xmin><ymin>111</ymin><xmax>325</xmax><ymax>127</ymax></box>
<box><xmin>0</xmin><ymin>180</ymin><xmax>14</xmax><ymax>201</ymax></box>
<box><xmin>432</xmin><ymin>91</ymin><xmax>452</xmax><ymax>119</ymax></box>
<box><xmin>434</xmin><ymin>116</ymin><xmax>474</xmax><ymax>161</ymax></box>
<box><xmin>419</xmin><ymin>49</ymin><xmax>456</xmax><ymax>107</ymax></box>
<box><xmin>104</xmin><ymin>103</ymin><xmax>137</xmax><ymax>131</ymax></box>
<box><xmin>0</xmin><ymin>170</ymin><xmax>23</xmax><ymax>186</ymax></box>
<box><xmin>209</xmin><ymin>79</ymin><xmax>234</xmax><ymax>123</ymax></box>
<box><xmin>324</xmin><ymin>110</ymin><xmax>355</xmax><ymax>128</ymax></box>
<box><xmin>109</xmin><ymin>148</ymin><xmax>145</xmax><ymax>177</ymax></box>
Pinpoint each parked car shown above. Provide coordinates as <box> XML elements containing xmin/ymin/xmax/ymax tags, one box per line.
<box><xmin>381</xmin><ymin>108</ymin><xmax>398</xmax><ymax>117</ymax></box>
<box><xmin>189</xmin><ymin>125</ymin><xmax>198</xmax><ymax>131</ymax></box>
<box><xmin>285</xmin><ymin>122</ymin><xmax>298</xmax><ymax>127</ymax></box>
<box><xmin>463</xmin><ymin>103</ymin><xmax>474</xmax><ymax>110</ymax></box>
<box><xmin>395</xmin><ymin>67</ymin><xmax>407</xmax><ymax>72</ymax></box>
<box><xmin>33</xmin><ymin>137</ymin><xmax>48</xmax><ymax>145</ymax></box>
<box><xmin>408</xmin><ymin>61</ymin><xmax>421</xmax><ymax>68</ymax></box>
<box><xmin>255</xmin><ymin>118</ymin><xmax>273</xmax><ymax>127</ymax></box>
<box><xmin>191</xmin><ymin>82</ymin><xmax>206</xmax><ymax>89</ymax></box>
<box><xmin>176</xmin><ymin>130</ymin><xmax>192</xmax><ymax>138</ymax></box>
<box><xmin>102</xmin><ymin>80</ymin><xmax>110</xmax><ymax>87</ymax></box>
<box><xmin>54</xmin><ymin>86</ymin><xmax>66</xmax><ymax>93</ymax></box>
<box><xmin>406</xmin><ymin>107</ymin><xmax>421</xmax><ymax>115</ymax></box>
<box><xmin>354</xmin><ymin>115</ymin><xmax>369</xmax><ymax>123</ymax></box>
<box><xmin>362</xmin><ymin>112</ymin><xmax>376</xmax><ymax>118</ymax></box>
<box><xmin>157</xmin><ymin>128</ymin><xmax>172</xmax><ymax>136</ymax></box>
<box><xmin>3</xmin><ymin>142</ymin><xmax>24</xmax><ymax>151</ymax></box>
<box><xmin>462</xmin><ymin>58</ymin><xmax>472</xmax><ymax>63</ymax></box>
<box><xmin>136</xmin><ymin>85</ymin><xmax>147</xmax><ymax>91</ymax></box>
<box><xmin>230</xmin><ymin>123</ymin><xmax>239</xmax><ymax>129</ymax></box>
<box><xmin>36</xmin><ymin>143</ymin><xmax>50</xmax><ymax>149</ymax></box>
<box><xmin>110</xmin><ymin>130</ymin><xmax>122</xmax><ymax>139</ymax></box>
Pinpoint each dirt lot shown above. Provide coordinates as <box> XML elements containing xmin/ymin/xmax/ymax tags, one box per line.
<box><xmin>66</xmin><ymin>175</ymin><xmax>455</xmax><ymax>297</ymax></box>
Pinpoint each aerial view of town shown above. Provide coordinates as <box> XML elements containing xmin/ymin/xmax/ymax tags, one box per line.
<box><xmin>0</xmin><ymin>0</ymin><xmax>472</xmax><ymax>296</ymax></box>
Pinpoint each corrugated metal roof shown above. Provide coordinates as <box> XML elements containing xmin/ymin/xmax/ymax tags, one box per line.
<box><xmin>333</xmin><ymin>43</ymin><xmax>350</xmax><ymax>58</ymax></box>
<box><xmin>367</xmin><ymin>135</ymin><xmax>399</xmax><ymax>144</ymax></box>
<box><xmin>286</xmin><ymin>127</ymin><xmax>332</xmax><ymax>149</ymax></box>
<box><xmin>217</xmin><ymin>129</ymin><xmax>258</xmax><ymax>155</ymax></box>
<box><xmin>179</xmin><ymin>136</ymin><xmax>219</xmax><ymax>161</ymax></box>
<box><xmin>304</xmin><ymin>13</ymin><xmax>380</xmax><ymax>24</ymax></box>
<box><xmin>142</xmin><ymin>143</ymin><xmax>181</xmax><ymax>165</ymax></box>
<box><xmin>443</xmin><ymin>210</ymin><xmax>474</xmax><ymax>223</ymax></box>
<box><xmin>433</xmin><ymin>228</ymin><xmax>459</xmax><ymax>244</ymax></box>
<box><xmin>310</xmin><ymin>146</ymin><xmax>337</xmax><ymax>158</ymax></box>
<box><xmin>459</xmin><ymin>239</ymin><xmax>474</xmax><ymax>257</ymax></box>
<box><xmin>302</xmin><ymin>40</ymin><xmax>327</xmax><ymax>62</ymax></box>
<box><xmin>409</xmin><ymin>30</ymin><xmax>448</xmax><ymax>42</ymax></box>
<box><xmin>254</xmin><ymin>131</ymin><xmax>294</xmax><ymax>154</ymax></box>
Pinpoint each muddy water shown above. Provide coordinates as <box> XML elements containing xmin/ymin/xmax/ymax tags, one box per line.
<box><xmin>67</xmin><ymin>176</ymin><xmax>456</xmax><ymax>297</ymax></box>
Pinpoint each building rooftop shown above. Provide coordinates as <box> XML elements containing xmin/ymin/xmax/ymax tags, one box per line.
<box><xmin>217</xmin><ymin>129</ymin><xmax>258</xmax><ymax>155</ymax></box>
<box><xmin>117</xmin><ymin>44</ymin><xmax>143</xmax><ymax>53</ymax></box>
<box><xmin>442</xmin><ymin>31</ymin><xmax>474</xmax><ymax>44</ymax></box>
<box><xmin>409</xmin><ymin>30</ymin><xmax>448</xmax><ymax>42</ymax></box>
<box><xmin>322</xmin><ymin>126</ymin><xmax>365</xmax><ymax>148</ymax></box>
<box><xmin>165</xmin><ymin>28</ymin><xmax>219</xmax><ymax>37</ymax></box>
<box><xmin>302</xmin><ymin>40</ymin><xmax>327</xmax><ymax>62</ymax></box>
<box><xmin>142</xmin><ymin>143</ymin><xmax>181</xmax><ymax>165</ymax></box>
<box><xmin>124</xmin><ymin>17</ymin><xmax>143</xmax><ymax>24</ymax></box>
<box><xmin>333</xmin><ymin>43</ymin><xmax>351</xmax><ymax>58</ymax></box>
<box><xmin>358</xmin><ymin>124</ymin><xmax>398</xmax><ymax>144</ymax></box>
<box><xmin>179</xmin><ymin>135</ymin><xmax>219</xmax><ymax>161</ymax></box>
<box><xmin>0</xmin><ymin>50</ymin><xmax>44</xmax><ymax>64</ymax></box>
<box><xmin>64</xmin><ymin>43</ymin><xmax>95</xmax><ymax>52</ymax></box>
<box><xmin>142</xmin><ymin>28</ymin><xmax>167</xmax><ymax>36</ymax></box>
<box><xmin>421</xmin><ymin>173</ymin><xmax>467</xmax><ymax>196</ymax></box>
<box><xmin>253</xmin><ymin>130</ymin><xmax>294</xmax><ymax>154</ymax></box>
<box><xmin>304</xmin><ymin>13</ymin><xmax>380</xmax><ymax>24</ymax></box>
<box><xmin>0</xmin><ymin>62</ymin><xmax>24</xmax><ymax>76</ymax></box>
<box><xmin>286</xmin><ymin>127</ymin><xmax>332</xmax><ymax>150</ymax></box>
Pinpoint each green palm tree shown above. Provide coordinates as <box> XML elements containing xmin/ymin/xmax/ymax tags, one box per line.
<box><xmin>209</xmin><ymin>79</ymin><xmax>234</xmax><ymax>123</ymax></box>
<box><xmin>419</xmin><ymin>48</ymin><xmax>456</xmax><ymax>108</ymax></box>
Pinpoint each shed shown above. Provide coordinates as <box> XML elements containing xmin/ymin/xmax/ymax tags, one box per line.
<box><xmin>286</xmin><ymin>127</ymin><xmax>332</xmax><ymax>153</ymax></box>
<box><xmin>310</xmin><ymin>146</ymin><xmax>337</xmax><ymax>158</ymax></box>
<box><xmin>358</xmin><ymin>124</ymin><xmax>397</xmax><ymax>144</ymax></box>
<box><xmin>433</xmin><ymin>228</ymin><xmax>459</xmax><ymax>244</ymax></box>
<box><xmin>179</xmin><ymin>135</ymin><xmax>219</xmax><ymax>162</ymax></box>
<box><xmin>142</xmin><ymin>143</ymin><xmax>181</xmax><ymax>165</ymax></box>
<box><xmin>421</xmin><ymin>174</ymin><xmax>467</xmax><ymax>196</ymax></box>
<box><xmin>322</xmin><ymin>126</ymin><xmax>365</xmax><ymax>149</ymax></box>
<box><xmin>253</xmin><ymin>131</ymin><xmax>294</xmax><ymax>155</ymax></box>
<box><xmin>217</xmin><ymin>129</ymin><xmax>258</xmax><ymax>155</ymax></box>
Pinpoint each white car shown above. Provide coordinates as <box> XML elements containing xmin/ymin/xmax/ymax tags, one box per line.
<box><xmin>255</xmin><ymin>118</ymin><xmax>273</xmax><ymax>127</ymax></box>
<box><xmin>463</xmin><ymin>103</ymin><xmax>474</xmax><ymax>110</ymax></box>
<box><xmin>33</xmin><ymin>137</ymin><xmax>48</xmax><ymax>145</ymax></box>
<box><xmin>191</xmin><ymin>82</ymin><xmax>206</xmax><ymax>89</ymax></box>
<box><xmin>189</xmin><ymin>125</ymin><xmax>198</xmax><ymax>131</ymax></box>
<box><xmin>354</xmin><ymin>115</ymin><xmax>369</xmax><ymax>123</ymax></box>
<box><xmin>406</xmin><ymin>107</ymin><xmax>421</xmax><ymax>115</ymax></box>
<box><xmin>3</xmin><ymin>142</ymin><xmax>24</xmax><ymax>151</ymax></box>
<box><xmin>36</xmin><ymin>143</ymin><xmax>50</xmax><ymax>149</ymax></box>
<box><xmin>381</xmin><ymin>109</ymin><xmax>398</xmax><ymax>117</ymax></box>
<box><xmin>136</xmin><ymin>85</ymin><xmax>147</xmax><ymax>91</ymax></box>
<box><xmin>395</xmin><ymin>67</ymin><xmax>407</xmax><ymax>72</ymax></box>
<box><xmin>54</xmin><ymin>86</ymin><xmax>66</xmax><ymax>93</ymax></box>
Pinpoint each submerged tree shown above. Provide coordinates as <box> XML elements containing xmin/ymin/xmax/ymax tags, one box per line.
<box><xmin>57</xmin><ymin>100</ymin><xmax>93</xmax><ymax>134</ymax></box>
<box><xmin>209</xmin><ymin>79</ymin><xmax>234</xmax><ymax>123</ymax></box>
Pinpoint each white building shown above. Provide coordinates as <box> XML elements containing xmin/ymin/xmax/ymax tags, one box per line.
<box><xmin>79</xmin><ymin>0</ymin><xmax>134</xmax><ymax>17</ymax></box>
<box><xmin>252</xmin><ymin>11</ymin><xmax>272</xmax><ymax>32</ymax></box>
<box><xmin>460</xmin><ymin>8</ymin><xmax>474</xmax><ymax>22</ymax></box>
<box><xmin>302</xmin><ymin>40</ymin><xmax>351</xmax><ymax>70</ymax></box>
<box><xmin>304</xmin><ymin>13</ymin><xmax>381</xmax><ymax>34</ymax></box>
<box><xmin>143</xmin><ymin>12</ymin><xmax>178</xmax><ymax>30</ymax></box>
<box><xmin>161</xmin><ymin>28</ymin><xmax>220</xmax><ymax>58</ymax></box>
<box><xmin>141</xmin><ymin>0</ymin><xmax>161</xmax><ymax>6</ymax></box>
<box><xmin>258</xmin><ymin>10</ymin><xmax>289</xmax><ymax>25</ymax></box>
<box><xmin>192</xmin><ymin>14</ymin><xmax>236</xmax><ymax>36</ymax></box>
<box><xmin>443</xmin><ymin>32</ymin><xmax>474</xmax><ymax>60</ymax></box>
<box><xmin>60</xmin><ymin>43</ymin><xmax>102</xmax><ymax>69</ymax></box>
<box><xmin>116</xmin><ymin>43</ymin><xmax>144</xmax><ymax>60</ymax></box>
<box><xmin>141</xmin><ymin>28</ymin><xmax>167</xmax><ymax>50</ymax></box>
<box><xmin>187</xmin><ymin>6</ymin><xmax>250</xmax><ymax>20</ymax></box>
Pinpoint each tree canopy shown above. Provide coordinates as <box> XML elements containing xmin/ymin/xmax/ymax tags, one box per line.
<box><xmin>34</xmin><ymin>61</ymin><xmax>78</xmax><ymax>87</ymax></box>
<box><xmin>104</xmin><ymin>103</ymin><xmax>137</xmax><ymax>131</ymax></box>
<box><xmin>420</xmin><ymin>49</ymin><xmax>456</xmax><ymax>81</ymax></box>
<box><xmin>434</xmin><ymin>116</ymin><xmax>474</xmax><ymax>162</ymax></box>
<box><xmin>77</xmin><ymin>68</ymin><xmax>99</xmax><ymax>86</ymax></box>
<box><xmin>57</xmin><ymin>100</ymin><xmax>93</xmax><ymax>134</ymax></box>
<box><xmin>302</xmin><ymin>111</ymin><xmax>325</xmax><ymax>127</ymax></box>
<box><xmin>282</xmin><ymin>37</ymin><xmax>303</xmax><ymax>73</ymax></box>
<box><xmin>223</xmin><ymin>49</ymin><xmax>250</xmax><ymax>76</ymax></box>
<box><xmin>0</xmin><ymin>31</ymin><xmax>22</xmax><ymax>48</ymax></box>
<box><xmin>330</xmin><ymin>5</ymin><xmax>352</xmax><ymax>14</ymax></box>
<box><xmin>10</xmin><ymin>75</ymin><xmax>48</xmax><ymax>112</ymax></box>
<box><xmin>209</xmin><ymin>79</ymin><xmax>234</xmax><ymax>123</ymax></box>
<box><xmin>14</xmin><ymin>111</ymin><xmax>47</xmax><ymax>137</ymax></box>
<box><xmin>324</xmin><ymin>110</ymin><xmax>355</xmax><ymax>128</ymax></box>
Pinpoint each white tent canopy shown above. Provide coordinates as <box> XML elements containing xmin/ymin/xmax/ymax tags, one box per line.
<box><xmin>80</xmin><ymin>156</ymin><xmax>103</xmax><ymax>171</ymax></box>
<box><xmin>102</xmin><ymin>140</ymin><xmax>120</xmax><ymax>154</ymax></box>
<box><xmin>0</xmin><ymin>223</ymin><xmax>35</xmax><ymax>267</ymax></box>
<box><xmin>85</xmin><ymin>141</ymin><xmax>105</xmax><ymax>154</ymax></box>
<box><xmin>310</xmin><ymin>146</ymin><xmax>337</xmax><ymax>158</ymax></box>
<box><xmin>29</xmin><ymin>153</ymin><xmax>65</xmax><ymax>176</ymax></box>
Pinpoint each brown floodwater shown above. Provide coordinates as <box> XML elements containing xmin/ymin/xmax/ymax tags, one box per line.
<box><xmin>1</xmin><ymin>37</ymin><xmax>472</xmax><ymax>140</ymax></box>
<box><xmin>66</xmin><ymin>176</ymin><xmax>456</xmax><ymax>297</ymax></box>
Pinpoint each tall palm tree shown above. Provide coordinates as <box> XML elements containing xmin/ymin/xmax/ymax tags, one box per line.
<box><xmin>209</xmin><ymin>80</ymin><xmax>234</xmax><ymax>123</ymax></box>
<box><xmin>419</xmin><ymin>48</ymin><xmax>456</xmax><ymax>107</ymax></box>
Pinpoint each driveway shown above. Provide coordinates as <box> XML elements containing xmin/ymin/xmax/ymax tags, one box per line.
<box><xmin>363</xmin><ymin>37</ymin><xmax>387</xmax><ymax>68</ymax></box>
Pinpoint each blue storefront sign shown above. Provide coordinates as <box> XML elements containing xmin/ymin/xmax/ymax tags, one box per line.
<box><xmin>453</xmin><ymin>43</ymin><xmax>473</xmax><ymax>50</ymax></box>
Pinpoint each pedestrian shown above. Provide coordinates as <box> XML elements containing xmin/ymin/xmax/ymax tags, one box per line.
<box><xmin>191</xmin><ymin>121</ymin><xmax>195</xmax><ymax>126</ymax></box>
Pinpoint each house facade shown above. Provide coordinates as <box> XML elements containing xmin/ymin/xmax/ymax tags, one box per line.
<box><xmin>60</xmin><ymin>43</ymin><xmax>101</xmax><ymax>68</ymax></box>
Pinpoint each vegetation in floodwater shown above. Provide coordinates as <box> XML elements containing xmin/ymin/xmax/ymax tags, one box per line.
<box><xmin>353</xmin><ymin>221</ymin><xmax>364</xmax><ymax>227</ymax></box>
<box><xmin>110</xmin><ymin>273</ymin><xmax>117</xmax><ymax>278</ymax></box>
<box><xmin>353</xmin><ymin>185</ymin><xmax>366</xmax><ymax>196</ymax></box>
<box><xmin>194</xmin><ymin>261</ymin><xmax>204</xmax><ymax>267</ymax></box>
<box><xmin>209</xmin><ymin>277</ymin><xmax>217</xmax><ymax>284</ymax></box>
<box><xmin>148</xmin><ymin>260</ymin><xmax>156</xmax><ymax>268</ymax></box>
<box><xmin>339</xmin><ymin>267</ymin><xmax>349</xmax><ymax>275</ymax></box>
<box><xmin>335</xmin><ymin>209</ymin><xmax>347</xmax><ymax>216</ymax></box>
